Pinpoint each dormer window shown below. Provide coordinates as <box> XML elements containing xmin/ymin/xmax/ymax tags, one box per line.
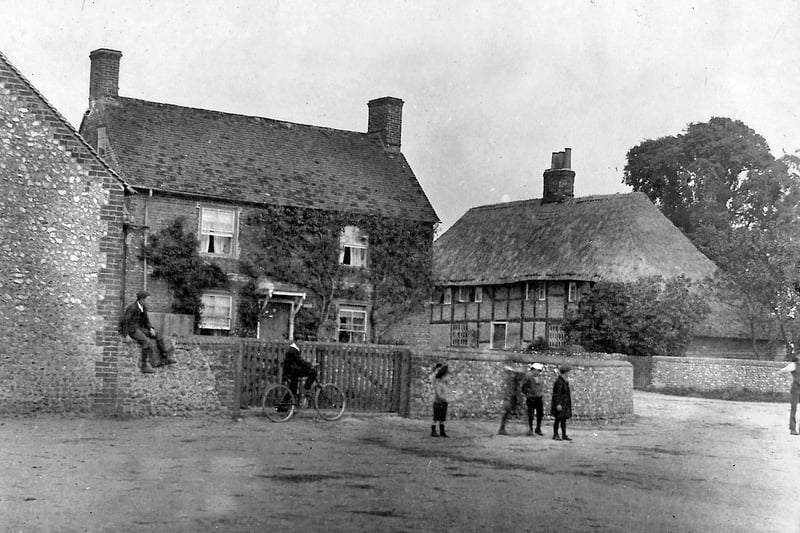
<box><xmin>339</xmin><ymin>226</ymin><xmax>368</xmax><ymax>268</ymax></box>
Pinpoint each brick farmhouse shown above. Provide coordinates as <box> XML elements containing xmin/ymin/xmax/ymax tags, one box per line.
<box><xmin>79</xmin><ymin>49</ymin><xmax>439</xmax><ymax>343</ymax></box>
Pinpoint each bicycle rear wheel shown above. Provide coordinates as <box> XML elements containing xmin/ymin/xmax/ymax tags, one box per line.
<box><xmin>262</xmin><ymin>384</ymin><xmax>295</xmax><ymax>422</ymax></box>
<box><xmin>314</xmin><ymin>383</ymin><xmax>346</xmax><ymax>421</ymax></box>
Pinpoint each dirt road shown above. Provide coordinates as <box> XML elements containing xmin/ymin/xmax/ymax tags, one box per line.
<box><xmin>1</xmin><ymin>392</ymin><xmax>797</xmax><ymax>532</ymax></box>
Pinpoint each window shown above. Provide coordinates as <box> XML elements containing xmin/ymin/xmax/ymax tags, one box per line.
<box><xmin>451</xmin><ymin>323</ymin><xmax>470</xmax><ymax>347</ymax></box>
<box><xmin>457</xmin><ymin>286</ymin><xmax>482</xmax><ymax>303</ymax></box>
<box><xmin>199</xmin><ymin>293</ymin><xmax>232</xmax><ymax>330</ymax></box>
<box><xmin>339</xmin><ymin>226</ymin><xmax>368</xmax><ymax>268</ymax></box>
<box><xmin>568</xmin><ymin>282</ymin><xmax>578</xmax><ymax>302</ymax></box>
<box><xmin>443</xmin><ymin>287</ymin><xmax>452</xmax><ymax>305</ymax></box>
<box><xmin>491</xmin><ymin>322</ymin><xmax>507</xmax><ymax>349</ymax></box>
<box><xmin>536</xmin><ymin>282</ymin><xmax>546</xmax><ymax>301</ymax></box>
<box><xmin>338</xmin><ymin>307</ymin><xmax>367</xmax><ymax>343</ymax></box>
<box><xmin>200</xmin><ymin>207</ymin><xmax>237</xmax><ymax>256</ymax></box>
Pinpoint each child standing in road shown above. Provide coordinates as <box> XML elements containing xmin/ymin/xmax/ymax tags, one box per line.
<box><xmin>521</xmin><ymin>363</ymin><xmax>545</xmax><ymax>436</ymax></box>
<box><xmin>551</xmin><ymin>363</ymin><xmax>573</xmax><ymax>441</ymax></box>
<box><xmin>431</xmin><ymin>363</ymin><xmax>450</xmax><ymax>437</ymax></box>
<box><xmin>498</xmin><ymin>364</ymin><xmax>526</xmax><ymax>435</ymax></box>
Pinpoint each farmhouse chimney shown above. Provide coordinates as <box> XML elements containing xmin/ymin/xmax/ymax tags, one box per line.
<box><xmin>89</xmin><ymin>48</ymin><xmax>122</xmax><ymax>102</ymax></box>
<box><xmin>542</xmin><ymin>148</ymin><xmax>575</xmax><ymax>203</ymax></box>
<box><xmin>368</xmin><ymin>97</ymin><xmax>403</xmax><ymax>152</ymax></box>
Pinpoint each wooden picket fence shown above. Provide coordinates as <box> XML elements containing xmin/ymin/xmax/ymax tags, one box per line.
<box><xmin>235</xmin><ymin>340</ymin><xmax>411</xmax><ymax>415</ymax></box>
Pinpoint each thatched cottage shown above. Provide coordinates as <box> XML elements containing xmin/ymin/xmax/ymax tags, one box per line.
<box><xmin>428</xmin><ymin>148</ymin><xmax>756</xmax><ymax>358</ymax></box>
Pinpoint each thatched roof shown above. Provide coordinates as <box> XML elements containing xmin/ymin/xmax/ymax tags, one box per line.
<box><xmin>434</xmin><ymin>192</ymin><xmax>718</xmax><ymax>285</ymax></box>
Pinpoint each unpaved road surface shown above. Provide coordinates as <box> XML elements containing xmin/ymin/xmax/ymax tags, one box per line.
<box><xmin>1</xmin><ymin>392</ymin><xmax>797</xmax><ymax>533</ymax></box>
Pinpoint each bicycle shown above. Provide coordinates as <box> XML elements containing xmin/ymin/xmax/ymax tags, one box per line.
<box><xmin>261</xmin><ymin>374</ymin><xmax>346</xmax><ymax>423</ymax></box>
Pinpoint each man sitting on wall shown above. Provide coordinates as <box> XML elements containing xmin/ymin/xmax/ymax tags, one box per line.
<box><xmin>121</xmin><ymin>290</ymin><xmax>176</xmax><ymax>374</ymax></box>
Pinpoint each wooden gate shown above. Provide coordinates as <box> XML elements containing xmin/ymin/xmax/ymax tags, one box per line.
<box><xmin>236</xmin><ymin>340</ymin><xmax>412</xmax><ymax>415</ymax></box>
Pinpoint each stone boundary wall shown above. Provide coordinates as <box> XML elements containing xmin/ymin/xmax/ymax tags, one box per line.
<box><xmin>117</xmin><ymin>337</ymin><xmax>238</xmax><ymax>416</ymax></box>
<box><xmin>651</xmin><ymin>356</ymin><xmax>793</xmax><ymax>394</ymax></box>
<box><xmin>407</xmin><ymin>348</ymin><xmax>633</xmax><ymax>421</ymax></box>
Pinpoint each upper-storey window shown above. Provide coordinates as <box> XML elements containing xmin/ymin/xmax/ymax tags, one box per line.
<box><xmin>339</xmin><ymin>226</ymin><xmax>368</xmax><ymax>268</ymax></box>
<box><xmin>200</xmin><ymin>207</ymin><xmax>237</xmax><ymax>256</ymax></box>
<box><xmin>536</xmin><ymin>282</ymin><xmax>546</xmax><ymax>301</ymax></box>
<box><xmin>457</xmin><ymin>286</ymin><xmax>483</xmax><ymax>303</ymax></box>
<box><xmin>568</xmin><ymin>281</ymin><xmax>578</xmax><ymax>302</ymax></box>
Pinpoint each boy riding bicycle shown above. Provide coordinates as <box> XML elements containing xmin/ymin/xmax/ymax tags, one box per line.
<box><xmin>282</xmin><ymin>342</ymin><xmax>318</xmax><ymax>397</ymax></box>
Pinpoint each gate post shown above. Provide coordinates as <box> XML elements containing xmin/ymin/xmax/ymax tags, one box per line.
<box><xmin>232</xmin><ymin>341</ymin><xmax>244</xmax><ymax>418</ymax></box>
<box><xmin>396</xmin><ymin>350</ymin><xmax>412</xmax><ymax>417</ymax></box>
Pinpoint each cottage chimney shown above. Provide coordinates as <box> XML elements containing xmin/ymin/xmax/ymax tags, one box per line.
<box><xmin>367</xmin><ymin>97</ymin><xmax>403</xmax><ymax>152</ymax></box>
<box><xmin>542</xmin><ymin>147</ymin><xmax>575</xmax><ymax>203</ymax></box>
<box><xmin>89</xmin><ymin>48</ymin><xmax>122</xmax><ymax>102</ymax></box>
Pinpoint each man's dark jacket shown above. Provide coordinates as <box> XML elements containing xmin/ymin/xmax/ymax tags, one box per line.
<box><xmin>121</xmin><ymin>301</ymin><xmax>152</xmax><ymax>337</ymax></box>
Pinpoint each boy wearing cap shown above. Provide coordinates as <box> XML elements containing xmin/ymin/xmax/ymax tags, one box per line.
<box><xmin>551</xmin><ymin>363</ymin><xmax>573</xmax><ymax>441</ymax></box>
<box><xmin>521</xmin><ymin>363</ymin><xmax>545</xmax><ymax>436</ymax></box>
<box><xmin>121</xmin><ymin>290</ymin><xmax>175</xmax><ymax>374</ymax></box>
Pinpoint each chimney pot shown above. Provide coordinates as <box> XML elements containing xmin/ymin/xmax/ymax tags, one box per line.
<box><xmin>542</xmin><ymin>147</ymin><xmax>575</xmax><ymax>203</ymax></box>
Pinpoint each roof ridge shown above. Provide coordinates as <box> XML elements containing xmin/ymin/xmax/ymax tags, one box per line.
<box><xmin>467</xmin><ymin>191</ymin><xmax>641</xmax><ymax>213</ymax></box>
<box><xmin>117</xmin><ymin>96</ymin><xmax>369</xmax><ymax>137</ymax></box>
<box><xmin>0</xmin><ymin>50</ymin><xmax>130</xmax><ymax>190</ymax></box>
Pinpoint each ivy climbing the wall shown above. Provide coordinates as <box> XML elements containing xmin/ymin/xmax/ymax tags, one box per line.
<box><xmin>239</xmin><ymin>205</ymin><xmax>434</xmax><ymax>342</ymax></box>
<box><xmin>142</xmin><ymin>217</ymin><xmax>229</xmax><ymax>322</ymax></box>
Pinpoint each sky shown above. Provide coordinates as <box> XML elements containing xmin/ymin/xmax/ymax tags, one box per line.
<box><xmin>2</xmin><ymin>0</ymin><xmax>799</xmax><ymax>234</ymax></box>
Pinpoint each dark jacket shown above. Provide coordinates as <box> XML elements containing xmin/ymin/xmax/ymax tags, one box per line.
<box><xmin>550</xmin><ymin>375</ymin><xmax>572</xmax><ymax>419</ymax></box>
<box><xmin>520</xmin><ymin>372</ymin><xmax>543</xmax><ymax>398</ymax></box>
<box><xmin>121</xmin><ymin>300</ymin><xmax>152</xmax><ymax>336</ymax></box>
<box><xmin>283</xmin><ymin>346</ymin><xmax>312</xmax><ymax>377</ymax></box>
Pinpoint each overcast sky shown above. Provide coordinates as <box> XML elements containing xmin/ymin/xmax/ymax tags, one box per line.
<box><xmin>2</xmin><ymin>0</ymin><xmax>799</xmax><ymax>233</ymax></box>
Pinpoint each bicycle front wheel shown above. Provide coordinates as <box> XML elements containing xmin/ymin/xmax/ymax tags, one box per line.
<box><xmin>314</xmin><ymin>383</ymin><xmax>346</xmax><ymax>421</ymax></box>
<box><xmin>262</xmin><ymin>384</ymin><xmax>295</xmax><ymax>422</ymax></box>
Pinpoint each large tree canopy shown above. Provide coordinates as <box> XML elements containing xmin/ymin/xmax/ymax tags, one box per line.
<box><xmin>624</xmin><ymin>117</ymin><xmax>774</xmax><ymax>236</ymax></box>
<box><xmin>624</xmin><ymin>118</ymin><xmax>800</xmax><ymax>358</ymax></box>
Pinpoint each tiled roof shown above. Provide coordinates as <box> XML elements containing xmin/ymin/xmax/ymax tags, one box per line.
<box><xmin>433</xmin><ymin>192</ymin><xmax>718</xmax><ymax>285</ymax></box>
<box><xmin>94</xmin><ymin>97</ymin><xmax>438</xmax><ymax>222</ymax></box>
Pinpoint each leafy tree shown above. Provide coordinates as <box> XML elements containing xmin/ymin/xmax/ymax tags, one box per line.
<box><xmin>624</xmin><ymin>117</ymin><xmax>773</xmax><ymax>236</ymax></box>
<box><xmin>142</xmin><ymin>218</ymin><xmax>229</xmax><ymax>320</ymax></box>
<box><xmin>625</xmin><ymin>118</ymin><xmax>800</xmax><ymax>358</ymax></box>
<box><xmin>565</xmin><ymin>276</ymin><xmax>710</xmax><ymax>356</ymax></box>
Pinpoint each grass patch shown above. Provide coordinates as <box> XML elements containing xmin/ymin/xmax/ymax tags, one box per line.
<box><xmin>643</xmin><ymin>385</ymin><xmax>788</xmax><ymax>403</ymax></box>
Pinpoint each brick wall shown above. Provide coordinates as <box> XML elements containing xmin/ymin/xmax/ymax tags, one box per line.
<box><xmin>123</xmin><ymin>193</ymin><xmax>246</xmax><ymax>315</ymax></box>
<box><xmin>651</xmin><ymin>356</ymin><xmax>794</xmax><ymax>393</ymax></box>
<box><xmin>381</xmin><ymin>304</ymin><xmax>431</xmax><ymax>345</ymax></box>
<box><xmin>407</xmin><ymin>348</ymin><xmax>633</xmax><ymax>421</ymax></box>
<box><xmin>0</xmin><ymin>53</ymin><xmax>125</xmax><ymax>415</ymax></box>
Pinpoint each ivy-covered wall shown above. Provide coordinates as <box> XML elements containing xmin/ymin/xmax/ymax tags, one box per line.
<box><xmin>123</xmin><ymin>194</ymin><xmax>435</xmax><ymax>342</ymax></box>
<box><xmin>239</xmin><ymin>204</ymin><xmax>435</xmax><ymax>342</ymax></box>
